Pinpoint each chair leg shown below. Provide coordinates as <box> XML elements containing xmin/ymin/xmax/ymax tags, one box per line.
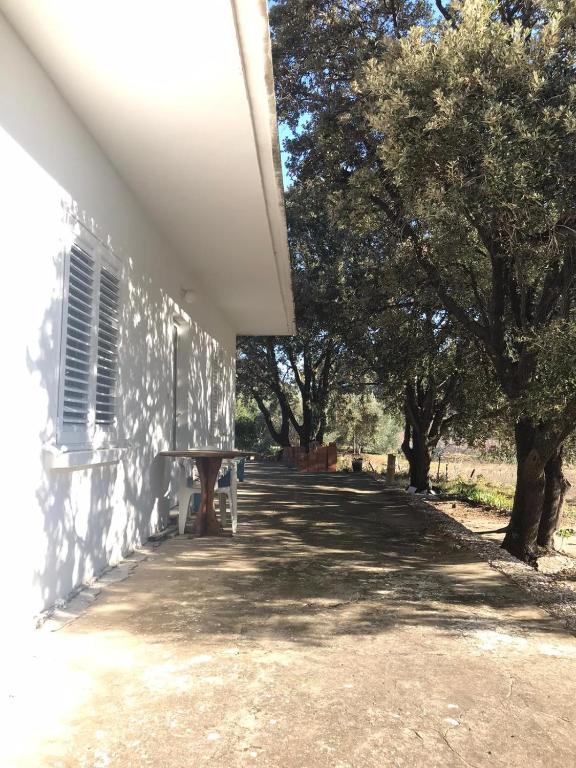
<box><xmin>178</xmin><ymin>487</ymin><xmax>193</xmax><ymax>535</ymax></box>
<box><xmin>230</xmin><ymin>462</ymin><xmax>238</xmax><ymax>534</ymax></box>
<box><xmin>231</xmin><ymin>492</ymin><xmax>238</xmax><ymax>534</ymax></box>
<box><xmin>219</xmin><ymin>493</ymin><xmax>228</xmax><ymax>528</ymax></box>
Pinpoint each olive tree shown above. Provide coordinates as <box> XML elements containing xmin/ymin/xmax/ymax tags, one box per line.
<box><xmin>361</xmin><ymin>0</ymin><xmax>576</xmax><ymax>558</ymax></box>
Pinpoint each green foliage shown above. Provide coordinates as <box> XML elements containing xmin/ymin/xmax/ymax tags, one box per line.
<box><xmin>372</xmin><ymin>411</ymin><xmax>403</xmax><ymax>454</ymax></box>
<box><xmin>360</xmin><ymin>0</ymin><xmax>576</xmax><ymax>433</ymax></box>
<box><xmin>438</xmin><ymin>477</ymin><xmax>514</xmax><ymax>511</ymax></box>
<box><xmin>236</xmin><ymin>187</ymin><xmax>353</xmax><ymax>448</ymax></box>
<box><xmin>272</xmin><ymin>0</ymin><xmax>576</xmax><ymax>431</ymax></box>
<box><xmin>234</xmin><ymin>396</ymin><xmax>277</xmax><ymax>452</ymax></box>
<box><xmin>270</xmin><ymin>0</ymin><xmax>507</xmax><ymax>462</ymax></box>
<box><xmin>479</xmin><ymin>443</ymin><xmax>517</xmax><ymax>463</ymax></box>
<box><xmin>325</xmin><ymin>393</ymin><xmax>402</xmax><ymax>453</ymax></box>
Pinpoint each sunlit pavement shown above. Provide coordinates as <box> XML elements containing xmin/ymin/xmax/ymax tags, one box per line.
<box><xmin>4</xmin><ymin>463</ymin><xmax>576</xmax><ymax>767</ymax></box>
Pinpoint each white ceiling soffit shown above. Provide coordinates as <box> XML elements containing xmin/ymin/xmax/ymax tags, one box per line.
<box><xmin>1</xmin><ymin>0</ymin><xmax>295</xmax><ymax>335</ymax></box>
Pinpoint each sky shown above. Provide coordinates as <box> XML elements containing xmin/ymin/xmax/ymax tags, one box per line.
<box><xmin>278</xmin><ymin>122</ymin><xmax>293</xmax><ymax>191</ymax></box>
<box><xmin>268</xmin><ymin>0</ymin><xmax>294</xmax><ymax>191</ymax></box>
<box><xmin>278</xmin><ymin>113</ymin><xmax>311</xmax><ymax>191</ymax></box>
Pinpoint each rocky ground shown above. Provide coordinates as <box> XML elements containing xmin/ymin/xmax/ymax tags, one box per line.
<box><xmin>413</xmin><ymin>492</ymin><xmax>576</xmax><ymax>635</ymax></box>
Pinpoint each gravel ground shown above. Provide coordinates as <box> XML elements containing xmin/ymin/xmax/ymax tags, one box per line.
<box><xmin>405</xmin><ymin>492</ymin><xmax>576</xmax><ymax>635</ymax></box>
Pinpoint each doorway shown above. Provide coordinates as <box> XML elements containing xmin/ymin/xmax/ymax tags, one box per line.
<box><xmin>169</xmin><ymin>317</ymin><xmax>191</xmax><ymax>510</ymax></box>
<box><xmin>171</xmin><ymin>322</ymin><xmax>179</xmax><ymax>450</ymax></box>
<box><xmin>171</xmin><ymin>317</ymin><xmax>192</xmax><ymax>449</ymax></box>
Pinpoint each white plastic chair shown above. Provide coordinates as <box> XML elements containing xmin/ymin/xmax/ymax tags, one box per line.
<box><xmin>178</xmin><ymin>459</ymin><xmax>238</xmax><ymax>535</ymax></box>
<box><xmin>216</xmin><ymin>461</ymin><xmax>238</xmax><ymax>533</ymax></box>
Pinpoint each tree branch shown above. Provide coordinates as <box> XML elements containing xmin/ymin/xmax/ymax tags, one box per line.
<box><xmin>435</xmin><ymin>0</ymin><xmax>457</xmax><ymax>29</ymax></box>
<box><xmin>368</xmin><ymin>192</ymin><xmax>494</xmax><ymax>350</ymax></box>
<box><xmin>535</xmin><ymin>248</ymin><xmax>576</xmax><ymax>327</ymax></box>
<box><xmin>252</xmin><ymin>389</ymin><xmax>286</xmax><ymax>446</ymax></box>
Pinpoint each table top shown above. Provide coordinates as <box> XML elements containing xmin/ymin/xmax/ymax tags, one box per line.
<box><xmin>159</xmin><ymin>449</ymin><xmax>254</xmax><ymax>459</ymax></box>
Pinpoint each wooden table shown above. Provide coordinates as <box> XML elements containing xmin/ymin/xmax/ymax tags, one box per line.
<box><xmin>159</xmin><ymin>449</ymin><xmax>253</xmax><ymax>536</ymax></box>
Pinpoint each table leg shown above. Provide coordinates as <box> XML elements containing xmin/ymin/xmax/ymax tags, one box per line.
<box><xmin>192</xmin><ymin>457</ymin><xmax>224</xmax><ymax>536</ymax></box>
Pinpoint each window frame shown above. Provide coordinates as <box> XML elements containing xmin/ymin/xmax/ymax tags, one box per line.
<box><xmin>57</xmin><ymin>225</ymin><xmax>122</xmax><ymax>450</ymax></box>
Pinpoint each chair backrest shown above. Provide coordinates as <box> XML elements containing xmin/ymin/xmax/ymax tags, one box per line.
<box><xmin>185</xmin><ymin>458</ymin><xmax>198</xmax><ymax>487</ymax></box>
<box><xmin>217</xmin><ymin>469</ymin><xmax>231</xmax><ymax>488</ymax></box>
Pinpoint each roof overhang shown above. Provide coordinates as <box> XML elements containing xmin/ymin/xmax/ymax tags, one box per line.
<box><xmin>0</xmin><ymin>0</ymin><xmax>295</xmax><ymax>335</ymax></box>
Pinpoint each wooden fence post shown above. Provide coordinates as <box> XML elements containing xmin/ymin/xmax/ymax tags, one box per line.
<box><xmin>386</xmin><ymin>454</ymin><xmax>396</xmax><ymax>484</ymax></box>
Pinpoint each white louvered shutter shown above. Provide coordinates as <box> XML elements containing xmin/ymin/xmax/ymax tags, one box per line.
<box><xmin>59</xmin><ymin>235</ymin><xmax>121</xmax><ymax>445</ymax></box>
<box><xmin>95</xmin><ymin>266</ymin><xmax>120</xmax><ymax>425</ymax></box>
<box><xmin>62</xmin><ymin>245</ymin><xmax>95</xmax><ymax>427</ymax></box>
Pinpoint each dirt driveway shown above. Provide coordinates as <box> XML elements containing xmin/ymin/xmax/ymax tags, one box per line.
<box><xmin>4</xmin><ymin>464</ymin><xmax>576</xmax><ymax>767</ymax></box>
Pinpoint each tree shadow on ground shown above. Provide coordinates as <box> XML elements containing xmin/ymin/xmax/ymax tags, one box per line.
<box><xmin>69</xmin><ymin>463</ymin><xmax>575</xmax><ymax>650</ymax></box>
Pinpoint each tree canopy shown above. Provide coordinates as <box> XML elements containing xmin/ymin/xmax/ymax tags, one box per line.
<box><xmin>359</xmin><ymin>0</ymin><xmax>576</xmax><ymax>557</ymax></box>
<box><xmin>237</xmin><ymin>188</ymin><xmax>349</xmax><ymax>448</ymax></box>
<box><xmin>265</xmin><ymin>0</ymin><xmax>576</xmax><ymax>562</ymax></box>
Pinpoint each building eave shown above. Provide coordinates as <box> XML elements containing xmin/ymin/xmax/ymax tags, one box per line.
<box><xmin>231</xmin><ymin>0</ymin><xmax>295</xmax><ymax>335</ymax></box>
<box><xmin>0</xmin><ymin>0</ymin><xmax>295</xmax><ymax>335</ymax></box>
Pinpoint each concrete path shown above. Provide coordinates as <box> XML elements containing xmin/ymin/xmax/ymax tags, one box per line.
<box><xmin>5</xmin><ymin>464</ymin><xmax>576</xmax><ymax>767</ymax></box>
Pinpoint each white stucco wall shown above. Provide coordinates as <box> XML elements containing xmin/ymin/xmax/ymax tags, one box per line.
<box><xmin>0</xmin><ymin>14</ymin><xmax>236</xmax><ymax>620</ymax></box>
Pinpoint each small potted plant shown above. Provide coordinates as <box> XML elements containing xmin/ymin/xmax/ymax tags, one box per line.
<box><xmin>351</xmin><ymin>455</ymin><xmax>363</xmax><ymax>473</ymax></box>
<box><xmin>350</xmin><ymin>433</ymin><xmax>363</xmax><ymax>472</ymax></box>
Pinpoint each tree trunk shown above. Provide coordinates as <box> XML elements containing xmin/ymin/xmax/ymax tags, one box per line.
<box><xmin>502</xmin><ymin>418</ymin><xmax>546</xmax><ymax>563</ymax></box>
<box><xmin>274</xmin><ymin>400</ymin><xmax>292</xmax><ymax>448</ymax></box>
<box><xmin>252</xmin><ymin>391</ymin><xmax>292</xmax><ymax>448</ymax></box>
<box><xmin>300</xmin><ymin>403</ymin><xmax>314</xmax><ymax>449</ymax></box>
<box><xmin>401</xmin><ymin>420</ymin><xmax>431</xmax><ymax>491</ymax></box>
<box><xmin>316</xmin><ymin>409</ymin><xmax>327</xmax><ymax>445</ymax></box>
<box><xmin>409</xmin><ymin>436</ymin><xmax>431</xmax><ymax>491</ymax></box>
<box><xmin>276</xmin><ymin>417</ymin><xmax>292</xmax><ymax>448</ymax></box>
<box><xmin>537</xmin><ymin>445</ymin><xmax>569</xmax><ymax>550</ymax></box>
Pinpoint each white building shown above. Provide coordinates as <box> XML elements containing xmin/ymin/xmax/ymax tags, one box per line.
<box><xmin>0</xmin><ymin>1</ymin><xmax>294</xmax><ymax>622</ymax></box>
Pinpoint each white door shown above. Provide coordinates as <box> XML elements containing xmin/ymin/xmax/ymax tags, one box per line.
<box><xmin>169</xmin><ymin>319</ymin><xmax>192</xmax><ymax>507</ymax></box>
<box><xmin>172</xmin><ymin>319</ymin><xmax>192</xmax><ymax>449</ymax></box>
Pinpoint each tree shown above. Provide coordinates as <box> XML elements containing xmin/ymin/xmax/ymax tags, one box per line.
<box><xmin>271</xmin><ymin>0</ymin><xmax>476</xmax><ymax>489</ymax></box>
<box><xmin>236</xmin><ymin>188</ymin><xmax>348</xmax><ymax>448</ymax></box>
<box><xmin>237</xmin><ymin>334</ymin><xmax>337</xmax><ymax>448</ymax></box>
<box><xmin>297</xmin><ymin>172</ymin><xmax>501</xmax><ymax>490</ymax></box>
<box><xmin>326</xmin><ymin>392</ymin><xmax>401</xmax><ymax>454</ymax></box>
<box><xmin>271</xmin><ymin>0</ymin><xmax>576</xmax><ymax>561</ymax></box>
<box><xmin>235</xmin><ymin>394</ymin><xmax>280</xmax><ymax>452</ymax></box>
<box><xmin>271</xmin><ymin>0</ymin><xmax>430</xmax><ymax>188</ymax></box>
<box><xmin>361</xmin><ymin>0</ymin><xmax>576</xmax><ymax>559</ymax></box>
<box><xmin>347</xmin><ymin>295</ymin><xmax>500</xmax><ymax>490</ymax></box>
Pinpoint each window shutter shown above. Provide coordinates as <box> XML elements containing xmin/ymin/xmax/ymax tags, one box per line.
<box><xmin>95</xmin><ymin>266</ymin><xmax>120</xmax><ymax>425</ymax></box>
<box><xmin>59</xmin><ymin>234</ymin><xmax>121</xmax><ymax>444</ymax></box>
<box><xmin>62</xmin><ymin>245</ymin><xmax>95</xmax><ymax>426</ymax></box>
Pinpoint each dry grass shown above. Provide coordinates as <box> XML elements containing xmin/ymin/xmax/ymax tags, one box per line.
<box><xmin>340</xmin><ymin>450</ymin><xmax>576</xmax><ymax>523</ymax></box>
<box><xmin>436</xmin><ymin>453</ymin><xmax>576</xmax><ymax>505</ymax></box>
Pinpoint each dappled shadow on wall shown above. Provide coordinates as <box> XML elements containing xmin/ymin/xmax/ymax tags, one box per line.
<box><xmin>28</xmin><ymin>204</ymin><xmax>233</xmax><ymax>614</ymax></box>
